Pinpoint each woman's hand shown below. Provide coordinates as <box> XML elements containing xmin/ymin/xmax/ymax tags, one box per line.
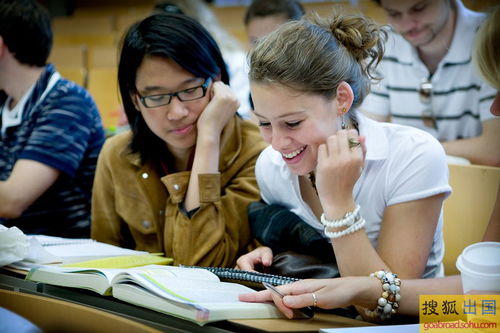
<box><xmin>315</xmin><ymin>129</ymin><xmax>367</xmax><ymax>218</ymax></box>
<box><xmin>239</xmin><ymin>277</ymin><xmax>379</xmax><ymax>319</ymax></box>
<box><xmin>235</xmin><ymin>246</ymin><xmax>273</xmax><ymax>272</ymax></box>
<box><xmin>196</xmin><ymin>80</ymin><xmax>239</xmax><ymax>140</ymax></box>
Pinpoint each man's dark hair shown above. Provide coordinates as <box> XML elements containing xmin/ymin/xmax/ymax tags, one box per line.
<box><xmin>0</xmin><ymin>0</ymin><xmax>52</xmax><ymax>66</ymax></box>
<box><xmin>244</xmin><ymin>0</ymin><xmax>305</xmax><ymax>26</ymax></box>
<box><xmin>118</xmin><ymin>13</ymin><xmax>229</xmax><ymax>164</ymax></box>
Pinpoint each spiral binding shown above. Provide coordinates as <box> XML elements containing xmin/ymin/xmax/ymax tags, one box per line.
<box><xmin>182</xmin><ymin>266</ymin><xmax>299</xmax><ymax>286</ymax></box>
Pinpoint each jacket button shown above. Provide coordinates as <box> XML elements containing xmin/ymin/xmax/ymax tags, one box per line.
<box><xmin>173</xmin><ymin>184</ymin><xmax>180</xmax><ymax>190</ymax></box>
<box><xmin>142</xmin><ymin>220</ymin><xmax>151</xmax><ymax>228</ymax></box>
<box><xmin>141</xmin><ymin>172</ymin><xmax>149</xmax><ymax>179</ymax></box>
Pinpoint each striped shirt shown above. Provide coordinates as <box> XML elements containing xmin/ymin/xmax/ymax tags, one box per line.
<box><xmin>361</xmin><ymin>0</ymin><xmax>497</xmax><ymax>141</ymax></box>
<box><xmin>0</xmin><ymin>64</ymin><xmax>105</xmax><ymax>237</ymax></box>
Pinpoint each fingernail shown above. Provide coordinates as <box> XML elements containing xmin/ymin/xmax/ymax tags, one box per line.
<box><xmin>283</xmin><ymin>296</ymin><xmax>295</xmax><ymax>306</ymax></box>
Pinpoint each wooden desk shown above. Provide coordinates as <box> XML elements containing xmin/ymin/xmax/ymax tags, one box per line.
<box><xmin>0</xmin><ymin>268</ymin><xmax>373</xmax><ymax>332</ymax></box>
<box><xmin>0</xmin><ymin>289</ymin><xmax>161</xmax><ymax>333</ymax></box>
<box><xmin>229</xmin><ymin>313</ymin><xmax>373</xmax><ymax>332</ymax></box>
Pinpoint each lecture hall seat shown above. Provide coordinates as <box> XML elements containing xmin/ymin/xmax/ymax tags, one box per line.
<box><xmin>442</xmin><ymin>163</ymin><xmax>500</xmax><ymax>275</ymax></box>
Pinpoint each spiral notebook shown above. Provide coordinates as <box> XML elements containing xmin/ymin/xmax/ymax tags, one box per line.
<box><xmin>182</xmin><ymin>266</ymin><xmax>299</xmax><ymax>289</ymax></box>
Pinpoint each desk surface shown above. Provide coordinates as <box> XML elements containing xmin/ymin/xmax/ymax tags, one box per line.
<box><xmin>0</xmin><ymin>267</ymin><xmax>372</xmax><ymax>333</ymax></box>
<box><xmin>0</xmin><ymin>288</ymin><xmax>162</xmax><ymax>333</ymax></box>
<box><xmin>229</xmin><ymin>313</ymin><xmax>373</xmax><ymax>332</ymax></box>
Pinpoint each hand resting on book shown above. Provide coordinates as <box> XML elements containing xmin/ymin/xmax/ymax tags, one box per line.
<box><xmin>240</xmin><ymin>277</ymin><xmax>380</xmax><ymax>319</ymax></box>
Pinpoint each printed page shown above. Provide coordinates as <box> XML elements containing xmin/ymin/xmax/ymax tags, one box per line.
<box><xmin>25</xmin><ymin>266</ymin><xmax>126</xmax><ymax>295</ymax></box>
<box><xmin>38</xmin><ymin>266</ymin><xmax>125</xmax><ymax>282</ymax></box>
<box><xmin>112</xmin><ymin>265</ymin><xmax>255</xmax><ymax>305</ymax></box>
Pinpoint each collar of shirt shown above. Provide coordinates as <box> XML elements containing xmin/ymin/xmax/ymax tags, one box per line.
<box><xmin>385</xmin><ymin>0</ymin><xmax>483</xmax><ymax>69</ymax></box>
<box><xmin>1</xmin><ymin>84</ymin><xmax>35</xmax><ymax>135</ymax></box>
<box><xmin>358</xmin><ymin>113</ymin><xmax>389</xmax><ymax>161</ymax></box>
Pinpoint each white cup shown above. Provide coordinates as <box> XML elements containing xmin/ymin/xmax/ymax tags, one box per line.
<box><xmin>456</xmin><ymin>242</ymin><xmax>500</xmax><ymax>293</ymax></box>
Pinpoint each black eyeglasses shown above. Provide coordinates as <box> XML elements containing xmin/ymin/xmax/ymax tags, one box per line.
<box><xmin>138</xmin><ymin>78</ymin><xmax>212</xmax><ymax>108</ymax></box>
<box><xmin>419</xmin><ymin>80</ymin><xmax>438</xmax><ymax>129</ymax></box>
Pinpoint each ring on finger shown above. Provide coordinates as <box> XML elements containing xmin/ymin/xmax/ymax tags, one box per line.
<box><xmin>311</xmin><ymin>293</ymin><xmax>318</xmax><ymax>307</ymax></box>
<box><xmin>348</xmin><ymin>138</ymin><xmax>361</xmax><ymax>148</ymax></box>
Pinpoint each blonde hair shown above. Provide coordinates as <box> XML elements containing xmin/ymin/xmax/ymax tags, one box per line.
<box><xmin>474</xmin><ymin>6</ymin><xmax>500</xmax><ymax>90</ymax></box>
<box><xmin>249</xmin><ymin>8</ymin><xmax>387</xmax><ymax>112</ymax></box>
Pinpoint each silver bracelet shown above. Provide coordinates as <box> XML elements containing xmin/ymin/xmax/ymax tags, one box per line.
<box><xmin>320</xmin><ymin>205</ymin><xmax>361</xmax><ymax>228</ymax></box>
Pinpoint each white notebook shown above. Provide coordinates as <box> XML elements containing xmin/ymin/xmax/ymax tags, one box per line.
<box><xmin>21</xmin><ymin>235</ymin><xmax>148</xmax><ymax>265</ymax></box>
<box><xmin>31</xmin><ymin>235</ymin><xmax>96</xmax><ymax>247</ymax></box>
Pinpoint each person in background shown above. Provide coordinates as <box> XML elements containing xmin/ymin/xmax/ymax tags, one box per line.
<box><xmin>236</xmin><ymin>7</ymin><xmax>452</xmax><ymax>321</ymax></box>
<box><xmin>0</xmin><ymin>0</ymin><xmax>105</xmax><ymax>237</ymax></box>
<box><xmin>240</xmin><ymin>5</ymin><xmax>500</xmax><ymax>320</ymax></box>
<box><xmin>91</xmin><ymin>13</ymin><xmax>267</xmax><ymax>267</ymax></box>
<box><xmin>244</xmin><ymin>0</ymin><xmax>305</xmax><ymax>49</ymax></box>
<box><xmin>361</xmin><ymin>0</ymin><xmax>500</xmax><ymax>167</ymax></box>
<box><xmin>153</xmin><ymin>0</ymin><xmax>252</xmax><ymax>119</ymax></box>
<box><xmin>243</xmin><ymin>0</ymin><xmax>305</xmax><ymax>113</ymax></box>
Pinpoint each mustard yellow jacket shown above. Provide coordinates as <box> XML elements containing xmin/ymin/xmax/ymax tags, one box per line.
<box><xmin>91</xmin><ymin>116</ymin><xmax>267</xmax><ymax>267</ymax></box>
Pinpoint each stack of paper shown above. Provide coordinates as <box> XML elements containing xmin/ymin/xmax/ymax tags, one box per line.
<box><xmin>9</xmin><ymin>235</ymin><xmax>169</xmax><ymax>270</ymax></box>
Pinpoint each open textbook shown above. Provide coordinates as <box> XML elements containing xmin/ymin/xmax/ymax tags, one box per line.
<box><xmin>26</xmin><ymin>264</ymin><xmax>283</xmax><ymax>325</ymax></box>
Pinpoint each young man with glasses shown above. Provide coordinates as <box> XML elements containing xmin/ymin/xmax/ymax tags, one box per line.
<box><xmin>91</xmin><ymin>13</ymin><xmax>267</xmax><ymax>267</ymax></box>
<box><xmin>362</xmin><ymin>0</ymin><xmax>500</xmax><ymax>166</ymax></box>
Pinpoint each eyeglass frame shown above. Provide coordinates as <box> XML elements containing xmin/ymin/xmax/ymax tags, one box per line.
<box><xmin>137</xmin><ymin>77</ymin><xmax>212</xmax><ymax>108</ymax></box>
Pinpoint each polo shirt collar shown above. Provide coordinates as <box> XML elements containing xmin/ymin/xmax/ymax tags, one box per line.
<box><xmin>388</xmin><ymin>0</ymin><xmax>479</xmax><ymax>68</ymax></box>
<box><xmin>442</xmin><ymin>0</ymin><xmax>483</xmax><ymax>64</ymax></box>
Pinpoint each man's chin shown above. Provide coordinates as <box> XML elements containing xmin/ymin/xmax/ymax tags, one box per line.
<box><xmin>403</xmin><ymin>28</ymin><xmax>437</xmax><ymax>48</ymax></box>
<box><xmin>404</xmin><ymin>35</ymin><xmax>433</xmax><ymax>48</ymax></box>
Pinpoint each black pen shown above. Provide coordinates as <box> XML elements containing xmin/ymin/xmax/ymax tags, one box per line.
<box><xmin>262</xmin><ymin>282</ymin><xmax>314</xmax><ymax>319</ymax></box>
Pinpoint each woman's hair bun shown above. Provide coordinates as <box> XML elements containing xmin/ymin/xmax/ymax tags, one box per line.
<box><xmin>310</xmin><ymin>9</ymin><xmax>387</xmax><ymax>80</ymax></box>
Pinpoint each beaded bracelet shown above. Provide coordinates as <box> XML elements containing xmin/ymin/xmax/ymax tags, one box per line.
<box><xmin>320</xmin><ymin>205</ymin><xmax>361</xmax><ymax>228</ymax></box>
<box><xmin>324</xmin><ymin>217</ymin><xmax>366</xmax><ymax>239</ymax></box>
<box><xmin>364</xmin><ymin>270</ymin><xmax>401</xmax><ymax>322</ymax></box>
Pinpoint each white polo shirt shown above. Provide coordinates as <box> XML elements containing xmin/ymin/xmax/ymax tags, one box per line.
<box><xmin>255</xmin><ymin>115</ymin><xmax>452</xmax><ymax>278</ymax></box>
<box><xmin>361</xmin><ymin>0</ymin><xmax>497</xmax><ymax>141</ymax></box>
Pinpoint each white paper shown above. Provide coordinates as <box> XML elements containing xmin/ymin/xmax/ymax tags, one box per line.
<box><xmin>0</xmin><ymin>225</ymin><xmax>29</xmax><ymax>266</ymax></box>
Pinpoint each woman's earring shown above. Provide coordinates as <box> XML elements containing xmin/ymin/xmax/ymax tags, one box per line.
<box><xmin>341</xmin><ymin>108</ymin><xmax>347</xmax><ymax>130</ymax></box>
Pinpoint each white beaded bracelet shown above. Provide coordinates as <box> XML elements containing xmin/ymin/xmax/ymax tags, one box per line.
<box><xmin>364</xmin><ymin>270</ymin><xmax>401</xmax><ymax>322</ymax></box>
<box><xmin>324</xmin><ymin>217</ymin><xmax>366</xmax><ymax>239</ymax></box>
<box><xmin>320</xmin><ymin>205</ymin><xmax>361</xmax><ymax>228</ymax></box>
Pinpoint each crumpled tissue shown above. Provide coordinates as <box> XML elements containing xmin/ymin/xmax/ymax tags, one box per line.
<box><xmin>0</xmin><ymin>225</ymin><xmax>29</xmax><ymax>267</ymax></box>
